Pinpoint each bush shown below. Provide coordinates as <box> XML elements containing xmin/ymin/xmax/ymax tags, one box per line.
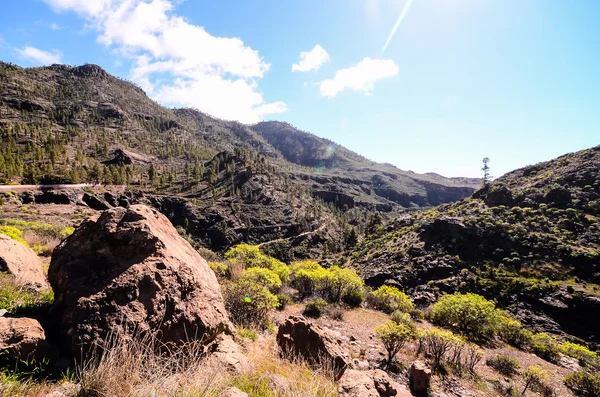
<box><xmin>240</xmin><ymin>267</ymin><xmax>282</xmax><ymax>293</ymax></box>
<box><xmin>522</xmin><ymin>366</ymin><xmax>552</xmax><ymax>396</ymax></box>
<box><xmin>564</xmin><ymin>371</ymin><xmax>600</xmax><ymax>396</ymax></box>
<box><xmin>237</xmin><ymin>328</ymin><xmax>258</xmax><ymax>341</ymax></box>
<box><xmin>391</xmin><ymin>310</ymin><xmax>412</xmax><ymax>325</ymax></box>
<box><xmin>225</xmin><ymin>244</ymin><xmax>290</xmax><ymax>283</ymax></box>
<box><xmin>208</xmin><ymin>261</ymin><xmax>229</xmax><ymax>277</ymax></box>
<box><xmin>322</xmin><ymin>266</ymin><xmax>364</xmax><ymax>305</ymax></box>
<box><xmin>375</xmin><ymin>320</ymin><xmax>417</xmax><ymax>366</ymax></box>
<box><xmin>276</xmin><ymin>293</ymin><xmax>291</xmax><ymax>311</ymax></box>
<box><xmin>368</xmin><ymin>286</ymin><xmax>414</xmax><ymax>314</ymax></box>
<box><xmin>0</xmin><ymin>226</ymin><xmax>29</xmax><ymax>247</ymax></box>
<box><xmin>486</xmin><ymin>354</ymin><xmax>520</xmax><ymax>377</ymax></box>
<box><xmin>420</xmin><ymin>328</ymin><xmax>465</xmax><ymax>370</ymax></box>
<box><xmin>429</xmin><ymin>293</ymin><xmax>504</xmax><ymax>340</ymax></box>
<box><xmin>327</xmin><ymin>307</ymin><xmax>345</xmax><ymax>321</ymax></box>
<box><xmin>530</xmin><ymin>333</ymin><xmax>559</xmax><ymax>362</ymax></box>
<box><xmin>303</xmin><ymin>298</ymin><xmax>328</xmax><ymax>318</ymax></box>
<box><xmin>497</xmin><ymin>316</ymin><xmax>533</xmax><ymax>348</ymax></box>
<box><xmin>292</xmin><ymin>267</ymin><xmax>327</xmax><ymax>297</ymax></box>
<box><xmin>223</xmin><ymin>279</ymin><xmax>278</xmax><ymax>328</ymax></box>
<box><xmin>559</xmin><ymin>342</ymin><xmax>600</xmax><ymax>370</ymax></box>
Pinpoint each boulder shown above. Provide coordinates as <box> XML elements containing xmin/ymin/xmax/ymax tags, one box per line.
<box><xmin>218</xmin><ymin>387</ymin><xmax>248</xmax><ymax>397</ymax></box>
<box><xmin>276</xmin><ymin>315</ymin><xmax>349</xmax><ymax>380</ymax></box>
<box><xmin>34</xmin><ymin>191</ymin><xmax>76</xmax><ymax>205</ymax></box>
<box><xmin>338</xmin><ymin>369</ymin><xmax>412</xmax><ymax>397</ymax></box>
<box><xmin>81</xmin><ymin>193</ymin><xmax>111</xmax><ymax>210</ymax></box>
<box><xmin>0</xmin><ymin>234</ymin><xmax>48</xmax><ymax>288</ymax></box>
<box><xmin>0</xmin><ymin>317</ymin><xmax>56</xmax><ymax>361</ymax></box>
<box><xmin>409</xmin><ymin>361</ymin><xmax>431</xmax><ymax>393</ymax></box>
<box><xmin>48</xmin><ymin>205</ymin><xmax>232</xmax><ymax>358</ymax></box>
<box><xmin>206</xmin><ymin>335</ymin><xmax>249</xmax><ymax>374</ymax></box>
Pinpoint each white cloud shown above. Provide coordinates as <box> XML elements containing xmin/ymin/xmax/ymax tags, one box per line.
<box><xmin>42</xmin><ymin>0</ymin><xmax>286</xmax><ymax>123</ymax></box>
<box><xmin>50</xmin><ymin>23</ymin><xmax>66</xmax><ymax>30</ymax></box>
<box><xmin>292</xmin><ymin>44</ymin><xmax>330</xmax><ymax>72</ymax></box>
<box><xmin>319</xmin><ymin>57</ymin><xmax>398</xmax><ymax>97</ymax></box>
<box><xmin>15</xmin><ymin>46</ymin><xmax>62</xmax><ymax>65</ymax></box>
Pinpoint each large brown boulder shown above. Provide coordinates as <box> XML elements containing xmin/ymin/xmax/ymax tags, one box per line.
<box><xmin>276</xmin><ymin>315</ymin><xmax>349</xmax><ymax>380</ymax></box>
<box><xmin>48</xmin><ymin>205</ymin><xmax>232</xmax><ymax>357</ymax></box>
<box><xmin>338</xmin><ymin>369</ymin><xmax>412</xmax><ymax>397</ymax></box>
<box><xmin>0</xmin><ymin>234</ymin><xmax>48</xmax><ymax>288</ymax></box>
<box><xmin>0</xmin><ymin>317</ymin><xmax>56</xmax><ymax>361</ymax></box>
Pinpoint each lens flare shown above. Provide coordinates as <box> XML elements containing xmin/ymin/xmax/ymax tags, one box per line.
<box><xmin>382</xmin><ymin>0</ymin><xmax>416</xmax><ymax>53</ymax></box>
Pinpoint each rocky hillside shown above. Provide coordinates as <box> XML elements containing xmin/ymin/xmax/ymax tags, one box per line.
<box><xmin>349</xmin><ymin>145</ymin><xmax>600</xmax><ymax>344</ymax></box>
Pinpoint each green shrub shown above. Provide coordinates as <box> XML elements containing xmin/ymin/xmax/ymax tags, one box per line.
<box><xmin>420</xmin><ymin>328</ymin><xmax>465</xmax><ymax>370</ymax></box>
<box><xmin>375</xmin><ymin>320</ymin><xmax>417</xmax><ymax>366</ymax></box>
<box><xmin>564</xmin><ymin>371</ymin><xmax>600</xmax><ymax>396</ymax></box>
<box><xmin>486</xmin><ymin>354</ymin><xmax>520</xmax><ymax>377</ymax></box>
<box><xmin>225</xmin><ymin>244</ymin><xmax>290</xmax><ymax>283</ymax></box>
<box><xmin>237</xmin><ymin>328</ymin><xmax>258</xmax><ymax>341</ymax></box>
<box><xmin>276</xmin><ymin>293</ymin><xmax>291</xmax><ymax>311</ymax></box>
<box><xmin>497</xmin><ymin>316</ymin><xmax>533</xmax><ymax>348</ymax></box>
<box><xmin>290</xmin><ymin>262</ymin><xmax>364</xmax><ymax>305</ymax></box>
<box><xmin>368</xmin><ymin>285</ymin><xmax>414</xmax><ymax>314</ymax></box>
<box><xmin>322</xmin><ymin>266</ymin><xmax>364</xmax><ymax>305</ymax></box>
<box><xmin>429</xmin><ymin>293</ymin><xmax>504</xmax><ymax>340</ymax></box>
<box><xmin>240</xmin><ymin>267</ymin><xmax>282</xmax><ymax>293</ymax></box>
<box><xmin>530</xmin><ymin>333</ymin><xmax>559</xmax><ymax>362</ymax></box>
<box><xmin>559</xmin><ymin>342</ymin><xmax>600</xmax><ymax>369</ymax></box>
<box><xmin>0</xmin><ymin>226</ymin><xmax>28</xmax><ymax>247</ymax></box>
<box><xmin>391</xmin><ymin>310</ymin><xmax>412</xmax><ymax>325</ymax></box>
<box><xmin>522</xmin><ymin>366</ymin><xmax>552</xmax><ymax>396</ymax></box>
<box><xmin>304</xmin><ymin>298</ymin><xmax>328</xmax><ymax>318</ymax></box>
<box><xmin>223</xmin><ymin>279</ymin><xmax>278</xmax><ymax>328</ymax></box>
<box><xmin>209</xmin><ymin>261</ymin><xmax>229</xmax><ymax>277</ymax></box>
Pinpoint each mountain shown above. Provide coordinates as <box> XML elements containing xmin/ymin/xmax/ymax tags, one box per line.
<box><xmin>0</xmin><ymin>61</ymin><xmax>477</xmax><ymax>259</ymax></box>
<box><xmin>349</xmin><ymin>145</ymin><xmax>600</xmax><ymax>343</ymax></box>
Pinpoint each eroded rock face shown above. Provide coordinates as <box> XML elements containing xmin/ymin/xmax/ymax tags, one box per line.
<box><xmin>338</xmin><ymin>369</ymin><xmax>411</xmax><ymax>397</ymax></box>
<box><xmin>0</xmin><ymin>234</ymin><xmax>48</xmax><ymax>288</ymax></box>
<box><xmin>49</xmin><ymin>205</ymin><xmax>232</xmax><ymax>358</ymax></box>
<box><xmin>276</xmin><ymin>315</ymin><xmax>349</xmax><ymax>380</ymax></box>
<box><xmin>0</xmin><ymin>317</ymin><xmax>56</xmax><ymax>361</ymax></box>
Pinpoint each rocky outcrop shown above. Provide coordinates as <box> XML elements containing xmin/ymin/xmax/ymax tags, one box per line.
<box><xmin>48</xmin><ymin>205</ymin><xmax>232</xmax><ymax>358</ymax></box>
<box><xmin>276</xmin><ymin>316</ymin><xmax>349</xmax><ymax>380</ymax></box>
<box><xmin>0</xmin><ymin>234</ymin><xmax>48</xmax><ymax>288</ymax></box>
<box><xmin>338</xmin><ymin>369</ymin><xmax>412</xmax><ymax>397</ymax></box>
<box><xmin>0</xmin><ymin>317</ymin><xmax>56</xmax><ymax>361</ymax></box>
<box><xmin>409</xmin><ymin>361</ymin><xmax>431</xmax><ymax>393</ymax></box>
<box><xmin>34</xmin><ymin>190</ymin><xmax>77</xmax><ymax>205</ymax></box>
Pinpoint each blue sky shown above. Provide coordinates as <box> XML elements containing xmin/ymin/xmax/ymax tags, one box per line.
<box><xmin>0</xmin><ymin>0</ymin><xmax>599</xmax><ymax>178</ymax></box>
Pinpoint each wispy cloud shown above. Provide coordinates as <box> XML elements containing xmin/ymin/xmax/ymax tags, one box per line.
<box><xmin>319</xmin><ymin>57</ymin><xmax>398</xmax><ymax>97</ymax></box>
<box><xmin>382</xmin><ymin>0</ymin><xmax>416</xmax><ymax>52</ymax></box>
<box><xmin>50</xmin><ymin>23</ymin><xmax>67</xmax><ymax>30</ymax></box>
<box><xmin>292</xmin><ymin>44</ymin><xmax>330</xmax><ymax>72</ymax></box>
<box><xmin>41</xmin><ymin>0</ymin><xmax>287</xmax><ymax>123</ymax></box>
<box><xmin>15</xmin><ymin>46</ymin><xmax>62</xmax><ymax>65</ymax></box>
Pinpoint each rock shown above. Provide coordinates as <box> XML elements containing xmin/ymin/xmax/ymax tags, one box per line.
<box><xmin>34</xmin><ymin>190</ymin><xmax>76</xmax><ymax>205</ymax></box>
<box><xmin>409</xmin><ymin>361</ymin><xmax>431</xmax><ymax>393</ymax></box>
<box><xmin>0</xmin><ymin>317</ymin><xmax>56</xmax><ymax>361</ymax></box>
<box><xmin>103</xmin><ymin>149</ymin><xmax>152</xmax><ymax>166</ymax></box>
<box><xmin>276</xmin><ymin>316</ymin><xmax>350</xmax><ymax>380</ymax></box>
<box><xmin>218</xmin><ymin>387</ymin><xmax>248</xmax><ymax>397</ymax></box>
<box><xmin>48</xmin><ymin>205</ymin><xmax>232</xmax><ymax>358</ymax></box>
<box><xmin>206</xmin><ymin>335</ymin><xmax>249</xmax><ymax>374</ymax></box>
<box><xmin>0</xmin><ymin>234</ymin><xmax>48</xmax><ymax>288</ymax></box>
<box><xmin>338</xmin><ymin>369</ymin><xmax>411</xmax><ymax>397</ymax></box>
<box><xmin>81</xmin><ymin>192</ymin><xmax>110</xmax><ymax>210</ymax></box>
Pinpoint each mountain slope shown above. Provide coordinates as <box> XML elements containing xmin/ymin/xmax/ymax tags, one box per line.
<box><xmin>349</xmin><ymin>145</ymin><xmax>600</xmax><ymax>343</ymax></box>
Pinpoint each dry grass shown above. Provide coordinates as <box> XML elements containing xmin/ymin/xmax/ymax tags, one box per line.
<box><xmin>22</xmin><ymin>231</ymin><xmax>60</xmax><ymax>256</ymax></box>
<box><xmin>69</xmin><ymin>332</ymin><xmax>338</xmax><ymax>397</ymax></box>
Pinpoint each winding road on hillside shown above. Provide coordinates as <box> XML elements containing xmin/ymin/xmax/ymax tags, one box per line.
<box><xmin>0</xmin><ymin>184</ymin><xmax>97</xmax><ymax>193</ymax></box>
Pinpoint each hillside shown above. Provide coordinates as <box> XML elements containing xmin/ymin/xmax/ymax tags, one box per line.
<box><xmin>349</xmin><ymin>145</ymin><xmax>600</xmax><ymax>343</ymax></box>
